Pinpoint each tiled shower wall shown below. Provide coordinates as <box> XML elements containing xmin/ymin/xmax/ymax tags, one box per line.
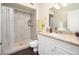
<box><xmin>14</xmin><ymin>10</ymin><xmax>31</xmax><ymax>44</ymax></box>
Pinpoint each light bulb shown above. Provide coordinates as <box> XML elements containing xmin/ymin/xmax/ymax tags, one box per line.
<box><xmin>54</xmin><ymin>4</ymin><xmax>60</xmax><ymax>9</ymax></box>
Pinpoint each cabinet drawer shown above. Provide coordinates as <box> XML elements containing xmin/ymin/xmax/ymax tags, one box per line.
<box><xmin>52</xmin><ymin>47</ymin><xmax>69</xmax><ymax>55</ymax></box>
<box><xmin>49</xmin><ymin>37</ymin><xmax>79</xmax><ymax>54</ymax></box>
<box><xmin>44</xmin><ymin>37</ymin><xmax>70</xmax><ymax>55</ymax></box>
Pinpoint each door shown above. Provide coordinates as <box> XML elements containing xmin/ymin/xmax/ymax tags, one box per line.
<box><xmin>14</xmin><ymin>10</ymin><xmax>31</xmax><ymax>45</ymax></box>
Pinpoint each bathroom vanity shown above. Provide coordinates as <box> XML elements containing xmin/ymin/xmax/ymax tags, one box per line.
<box><xmin>38</xmin><ymin>32</ymin><xmax>79</xmax><ymax>55</ymax></box>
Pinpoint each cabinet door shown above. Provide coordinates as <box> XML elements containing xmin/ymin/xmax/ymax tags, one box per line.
<box><xmin>43</xmin><ymin>39</ymin><xmax>53</xmax><ymax>55</ymax></box>
<box><xmin>38</xmin><ymin>35</ymin><xmax>55</xmax><ymax>55</ymax></box>
<box><xmin>52</xmin><ymin>47</ymin><xmax>68</xmax><ymax>55</ymax></box>
<box><xmin>38</xmin><ymin>35</ymin><xmax>47</xmax><ymax>55</ymax></box>
<box><xmin>45</xmin><ymin>44</ymin><xmax>56</xmax><ymax>55</ymax></box>
<box><xmin>49</xmin><ymin>38</ymin><xmax>71</xmax><ymax>55</ymax></box>
<box><xmin>44</xmin><ymin>37</ymin><xmax>56</xmax><ymax>55</ymax></box>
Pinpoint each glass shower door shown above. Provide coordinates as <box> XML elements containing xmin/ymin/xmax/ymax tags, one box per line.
<box><xmin>1</xmin><ymin>6</ymin><xmax>15</xmax><ymax>54</ymax></box>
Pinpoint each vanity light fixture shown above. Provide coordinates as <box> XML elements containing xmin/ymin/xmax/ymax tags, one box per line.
<box><xmin>53</xmin><ymin>3</ymin><xmax>68</xmax><ymax>9</ymax></box>
<box><xmin>54</xmin><ymin>4</ymin><xmax>60</xmax><ymax>9</ymax></box>
<box><xmin>61</xmin><ymin>3</ymin><xmax>68</xmax><ymax>6</ymax></box>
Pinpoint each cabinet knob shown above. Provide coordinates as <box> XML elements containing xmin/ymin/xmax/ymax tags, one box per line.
<box><xmin>52</xmin><ymin>49</ymin><xmax>54</xmax><ymax>51</ymax></box>
<box><xmin>52</xmin><ymin>49</ymin><xmax>54</xmax><ymax>55</ymax></box>
<box><xmin>52</xmin><ymin>47</ymin><xmax>56</xmax><ymax>51</ymax></box>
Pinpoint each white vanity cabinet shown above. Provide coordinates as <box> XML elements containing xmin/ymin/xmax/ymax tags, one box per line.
<box><xmin>38</xmin><ymin>34</ymin><xmax>79</xmax><ymax>55</ymax></box>
<box><xmin>49</xmin><ymin>37</ymin><xmax>79</xmax><ymax>55</ymax></box>
<box><xmin>38</xmin><ymin>34</ymin><xmax>68</xmax><ymax>55</ymax></box>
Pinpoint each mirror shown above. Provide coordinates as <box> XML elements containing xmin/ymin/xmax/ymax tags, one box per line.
<box><xmin>49</xmin><ymin>14</ymin><xmax>53</xmax><ymax>28</ymax></box>
<box><xmin>49</xmin><ymin>3</ymin><xmax>79</xmax><ymax>33</ymax></box>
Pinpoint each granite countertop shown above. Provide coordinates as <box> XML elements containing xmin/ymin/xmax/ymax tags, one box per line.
<box><xmin>39</xmin><ymin>31</ymin><xmax>79</xmax><ymax>46</ymax></box>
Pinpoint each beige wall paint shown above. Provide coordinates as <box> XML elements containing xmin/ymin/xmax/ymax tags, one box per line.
<box><xmin>37</xmin><ymin>4</ymin><xmax>50</xmax><ymax>31</ymax></box>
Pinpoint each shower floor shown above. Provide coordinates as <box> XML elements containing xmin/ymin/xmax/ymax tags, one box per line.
<box><xmin>11</xmin><ymin>39</ymin><xmax>38</xmax><ymax>55</ymax></box>
<box><xmin>10</xmin><ymin>39</ymin><xmax>39</xmax><ymax>55</ymax></box>
<box><xmin>11</xmin><ymin>39</ymin><xmax>31</xmax><ymax>54</ymax></box>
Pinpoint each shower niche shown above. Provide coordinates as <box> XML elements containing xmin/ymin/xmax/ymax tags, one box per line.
<box><xmin>1</xmin><ymin>3</ymin><xmax>37</xmax><ymax>54</ymax></box>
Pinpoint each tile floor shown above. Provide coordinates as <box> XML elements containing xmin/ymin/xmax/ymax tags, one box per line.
<box><xmin>11</xmin><ymin>47</ymin><xmax>39</xmax><ymax>55</ymax></box>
